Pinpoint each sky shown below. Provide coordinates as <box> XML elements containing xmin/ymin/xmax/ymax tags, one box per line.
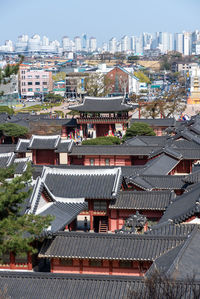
<box><xmin>0</xmin><ymin>0</ymin><xmax>200</xmax><ymax>45</ymax></box>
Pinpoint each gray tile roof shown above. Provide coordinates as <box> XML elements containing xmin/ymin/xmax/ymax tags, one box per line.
<box><xmin>29</xmin><ymin>135</ymin><xmax>60</xmax><ymax>150</ymax></box>
<box><xmin>159</xmin><ymin>184</ymin><xmax>200</xmax><ymax>224</ymax></box>
<box><xmin>146</xmin><ymin>221</ymin><xmax>200</xmax><ymax>237</ymax></box>
<box><xmin>126</xmin><ymin>175</ymin><xmax>187</xmax><ymax>190</ymax></box>
<box><xmin>0</xmin><ymin>144</ymin><xmax>16</xmax><ymax>153</ymax></box>
<box><xmin>184</xmin><ymin>169</ymin><xmax>200</xmax><ymax>183</ymax></box>
<box><xmin>0</xmin><ymin>152</ymin><xmax>15</xmax><ymax>167</ymax></box>
<box><xmin>130</xmin><ymin>118</ymin><xmax>176</xmax><ymax>127</ymax></box>
<box><xmin>39</xmin><ymin>232</ymin><xmax>185</xmax><ymax>261</ymax></box>
<box><xmin>15</xmin><ymin>136</ymin><xmax>74</xmax><ymax>153</ymax></box>
<box><xmin>109</xmin><ymin>190</ymin><xmax>174</xmax><ymax>210</ymax></box>
<box><xmin>13</xmin><ymin>157</ymin><xmax>29</xmax><ymax>174</ymax></box>
<box><xmin>37</xmin><ymin>201</ymin><xmax>88</xmax><ymax>233</ymax></box>
<box><xmin>0</xmin><ymin>271</ymin><xmax>198</xmax><ymax>299</ymax></box>
<box><xmin>125</xmin><ymin>136</ymin><xmax>169</xmax><ymax>146</ymax></box>
<box><xmin>69</xmin><ymin>96</ymin><xmax>135</xmax><ymax>112</ymax></box>
<box><xmin>148</xmin><ymin>228</ymin><xmax>200</xmax><ymax>280</ymax></box>
<box><xmin>69</xmin><ymin>145</ymin><xmax>161</xmax><ymax>156</ymax></box>
<box><xmin>43</xmin><ymin>167</ymin><xmax>122</xmax><ymax>199</ymax></box>
<box><xmin>142</xmin><ymin>154</ymin><xmax>180</xmax><ymax>175</ymax></box>
<box><xmin>28</xmin><ymin>167</ymin><xmax>122</xmax><ymax>214</ymax></box>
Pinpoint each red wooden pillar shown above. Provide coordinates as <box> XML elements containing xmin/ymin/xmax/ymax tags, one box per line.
<box><xmin>138</xmin><ymin>103</ymin><xmax>141</xmax><ymax>119</ymax></box>
<box><xmin>32</xmin><ymin>150</ymin><xmax>36</xmax><ymax>164</ymax></box>
<box><xmin>80</xmin><ymin>260</ymin><xmax>83</xmax><ymax>274</ymax></box>
<box><xmin>10</xmin><ymin>252</ymin><xmax>15</xmax><ymax>269</ymax></box>
<box><xmin>61</xmin><ymin>126</ymin><xmax>67</xmax><ymax>137</ymax></box>
<box><xmin>109</xmin><ymin>261</ymin><xmax>113</xmax><ymax>275</ymax></box>
<box><xmin>89</xmin><ymin>200</ymin><xmax>94</xmax><ymax>231</ymax></box>
<box><xmin>51</xmin><ymin>258</ymin><xmax>54</xmax><ymax>272</ymax></box>
<box><xmin>27</xmin><ymin>252</ymin><xmax>32</xmax><ymax>270</ymax></box>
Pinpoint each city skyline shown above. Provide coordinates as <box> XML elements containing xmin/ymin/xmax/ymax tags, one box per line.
<box><xmin>1</xmin><ymin>0</ymin><xmax>200</xmax><ymax>45</ymax></box>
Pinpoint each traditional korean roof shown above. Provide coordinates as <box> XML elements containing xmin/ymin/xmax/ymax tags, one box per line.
<box><xmin>0</xmin><ymin>144</ymin><xmax>16</xmax><ymax>153</ymax></box>
<box><xmin>39</xmin><ymin>232</ymin><xmax>185</xmax><ymax>261</ymax></box>
<box><xmin>159</xmin><ymin>183</ymin><xmax>200</xmax><ymax>224</ymax></box>
<box><xmin>36</xmin><ymin>201</ymin><xmax>88</xmax><ymax>233</ymax></box>
<box><xmin>149</xmin><ymin>145</ymin><xmax>200</xmax><ymax>160</ymax></box>
<box><xmin>141</xmin><ymin>154</ymin><xmax>180</xmax><ymax>175</ymax></box>
<box><xmin>69</xmin><ymin>96</ymin><xmax>135</xmax><ymax>112</ymax></box>
<box><xmin>32</xmin><ymin>164</ymin><xmax>146</xmax><ymax>180</ymax></box>
<box><xmin>69</xmin><ymin>145</ymin><xmax>161</xmax><ymax>156</ymax></box>
<box><xmin>0</xmin><ymin>272</ymin><xmax>198</xmax><ymax>299</ymax></box>
<box><xmin>109</xmin><ymin>190</ymin><xmax>174</xmax><ymax>211</ymax></box>
<box><xmin>124</xmin><ymin>136</ymin><xmax>169</xmax><ymax>146</ymax></box>
<box><xmin>15</xmin><ymin>136</ymin><xmax>74</xmax><ymax>153</ymax></box>
<box><xmin>28</xmin><ymin>167</ymin><xmax>122</xmax><ymax>214</ymax></box>
<box><xmin>125</xmin><ymin>174</ymin><xmax>186</xmax><ymax>191</ymax></box>
<box><xmin>0</xmin><ymin>152</ymin><xmax>15</xmax><ymax>167</ymax></box>
<box><xmin>130</xmin><ymin>118</ymin><xmax>176</xmax><ymax>127</ymax></box>
<box><xmin>15</xmin><ymin>138</ymin><xmax>31</xmax><ymax>152</ymax></box>
<box><xmin>13</xmin><ymin>157</ymin><xmax>29</xmax><ymax>174</ymax></box>
<box><xmin>148</xmin><ymin>228</ymin><xmax>200</xmax><ymax>280</ymax></box>
<box><xmin>183</xmin><ymin>169</ymin><xmax>200</xmax><ymax>183</ymax></box>
<box><xmin>29</xmin><ymin>135</ymin><xmax>60</xmax><ymax>150</ymax></box>
<box><xmin>146</xmin><ymin>221</ymin><xmax>200</xmax><ymax>237</ymax></box>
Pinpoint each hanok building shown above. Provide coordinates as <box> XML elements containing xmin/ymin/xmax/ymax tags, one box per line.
<box><xmin>69</xmin><ymin>96</ymin><xmax>135</xmax><ymax>138</ymax></box>
<box><xmin>28</xmin><ymin>166</ymin><xmax>122</xmax><ymax>233</ymax></box>
<box><xmin>39</xmin><ymin>232</ymin><xmax>186</xmax><ymax>276</ymax></box>
<box><xmin>15</xmin><ymin>135</ymin><xmax>74</xmax><ymax>165</ymax></box>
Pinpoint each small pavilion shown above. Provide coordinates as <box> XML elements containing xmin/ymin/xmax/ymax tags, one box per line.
<box><xmin>69</xmin><ymin>96</ymin><xmax>135</xmax><ymax>138</ymax></box>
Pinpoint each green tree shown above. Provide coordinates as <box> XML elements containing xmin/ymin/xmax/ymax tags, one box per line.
<box><xmin>82</xmin><ymin>136</ymin><xmax>121</xmax><ymax>145</ymax></box>
<box><xmin>134</xmin><ymin>71</ymin><xmax>151</xmax><ymax>84</ymax></box>
<box><xmin>123</xmin><ymin>122</ymin><xmax>156</xmax><ymax>140</ymax></box>
<box><xmin>83</xmin><ymin>73</ymin><xmax>113</xmax><ymax>97</ymax></box>
<box><xmin>0</xmin><ymin>106</ymin><xmax>14</xmax><ymax>115</ymax></box>
<box><xmin>52</xmin><ymin>72</ymin><xmax>66</xmax><ymax>82</ymax></box>
<box><xmin>0</xmin><ymin>164</ymin><xmax>52</xmax><ymax>255</ymax></box>
<box><xmin>44</xmin><ymin>93</ymin><xmax>63</xmax><ymax>103</ymax></box>
<box><xmin>0</xmin><ymin>123</ymin><xmax>28</xmax><ymax>139</ymax></box>
<box><xmin>128</xmin><ymin>56</ymin><xmax>139</xmax><ymax>61</ymax></box>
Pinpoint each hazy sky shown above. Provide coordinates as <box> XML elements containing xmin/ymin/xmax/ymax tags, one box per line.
<box><xmin>1</xmin><ymin>0</ymin><xmax>200</xmax><ymax>44</ymax></box>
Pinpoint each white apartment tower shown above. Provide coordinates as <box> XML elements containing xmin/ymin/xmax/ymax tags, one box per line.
<box><xmin>109</xmin><ymin>37</ymin><xmax>117</xmax><ymax>53</ymax></box>
<box><xmin>74</xmin><ymin>36</ymin><xmax>82</xmax><ymax>52</ymax></box>
<box><xmin>183</xmin><ymin>32</ymin><xmax>192</xmax><ymax>56</ymax></box>
<box><xmin>89</xmin><ymin>37</ymin><xmax>97</xmax><ymax>52</ymax></box>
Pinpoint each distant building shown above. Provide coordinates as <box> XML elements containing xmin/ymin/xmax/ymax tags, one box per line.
<box><xmin>19</xmin><ymin>66</ymin><xmax>53</xmax><ymax>99</ymax></box>
<box><xmin>89</xmin><ymin>37</ymin><xmax>97</xmax><ymax>52</ymax></box>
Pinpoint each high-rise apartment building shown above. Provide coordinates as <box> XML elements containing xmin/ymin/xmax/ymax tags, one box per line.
<box><xmin>89</xmin><ymin>37</ymin><xmax>97</xmax><ymax>52</ymax></box>
<box><xmin>74</xmin><ymin>36</ymin><xmax>82</xmax><ymax>52</ymax></box>
<box><xmin>121</xmin><ymin>35</ymin><xmax>130</xmax><ymax>52</ymax></box>
<box><xmin>109</xmin><ymin>37</ymin><xmax>117</xmax><ymax>53</ymax></box>
<box><xmin>62</xmin><ymin>36</ymin><xmax>71</xmax><ymax>51</ymax></box>
<box><xmin>183</xmin><ymin>32</ymin><xmax>192</xmax><ymax>56</ymax></box>
<box><xmin>175</xmin><ymin>33</ymin><xmax>184</xmax><ymax>54</ymax></box>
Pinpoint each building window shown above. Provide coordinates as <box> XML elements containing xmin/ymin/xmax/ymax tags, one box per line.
<box><xmin>42</xmin><ymin>75</ymin><xmax>47</xmax><ymax>78</ymax></box>
<box><xmin>28</xmin><ymin>88</ymin><xmax>33</xmax><ymax>92</ymax></box>
<box><xmin>28</xmin><ymin>82</ymin><xmax>32</xmax><ymax>85</ymax></box>
<box><xmin>105</xmin><ymin>158</ymin><xmax>110</xmax><ymax>166</ymax></box>
<box><xmin>36</xmin><ymin>88</ymin><xmax>40</xmax><ymax>91</ymax></box>
<box><xmin>43</xmin><ymin>88</ymin><xmax>48</xmax><ymax>91</ymax></box>
<box><xmin>119</xmin><ymin>261</ymin><xmax>132</xmax><ymax>268</ymax></box>
<box><xmin>90</xmin><ymin>158</ymin><xmax>94</xmax><ymax>166</ymax></box>
<box><xmin>43</xmin><ymin>82</ymin><xmax>48</xmax><ymax>85</ymax></box>
<box><xmin>93</xmin><ymin>201</ymin><xmax>107</xmax><ymax>211</ymax></box>
<box><xmin>35</xmin><ymin>75</ymin><xmax>40</xmax><ymax>79</ymax></box>
<box><xmin>89</xmin><ymin>260</ymin><xmax>102</xmax><ymax>267</ymax></box>
<box><xmin>27</xmin><ymin>75</ymin><xmax>32</xmax><ymax>78</ymax></box>
<box><xmin>35</xmin><ymin>82</ymin><xmax>40</xmax><ymax>85</ymax></box>
<box><xmin>60</xmin><ymin>259</ymin><xmax>73</xmax><ymax>266</ymax></box>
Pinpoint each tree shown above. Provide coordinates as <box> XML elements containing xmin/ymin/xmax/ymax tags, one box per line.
<box><xmin>128</xmin><ymin>56</ymin><xmax>140</xmax><ymax>61</ymax></box>
<box><xmin>0</xmin><ymin>123</ymin><xmax>28</xmax><ymax>139</ymax></box>
<box><xmin>83</xmin><ymin>73</ymin><xmax>113</xmax><ymax>97</ymax></box>
<box><xmin>0</xmin><ymin>106</ymin><xmax>14</xmax><ymax>115</ymax></box>
<box><xmin>82</xmin><ymin>136</ymin><xmax>121</xmax><ymax>145</ymax></box>
<box><xmin>52</xmin><ymin>72</ymin><xmax>66</xmax><ymax>82</ymax></box>
<box><xmin>123</xmin><ymin>122</ymin><xmax>156</xmax><ymax>140</ymax></box>
<box><xmin>127</xmin><ymin>270</ymin><xmax>200</xmax><ymax>299</ymax></box>
<box><xmin>44</xmin><ymin>93</ymin><xmax>63</xmax><ymax>103</ymax></box>
<box><xmin>134</xmin><ymin>71</ymin><xmax>151</xmax><ymax>84</ymax></box>
<box><xmin>0</xmin><ymin>164</ymin><xmax>52</xmax><ymax>255</ymax></box>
